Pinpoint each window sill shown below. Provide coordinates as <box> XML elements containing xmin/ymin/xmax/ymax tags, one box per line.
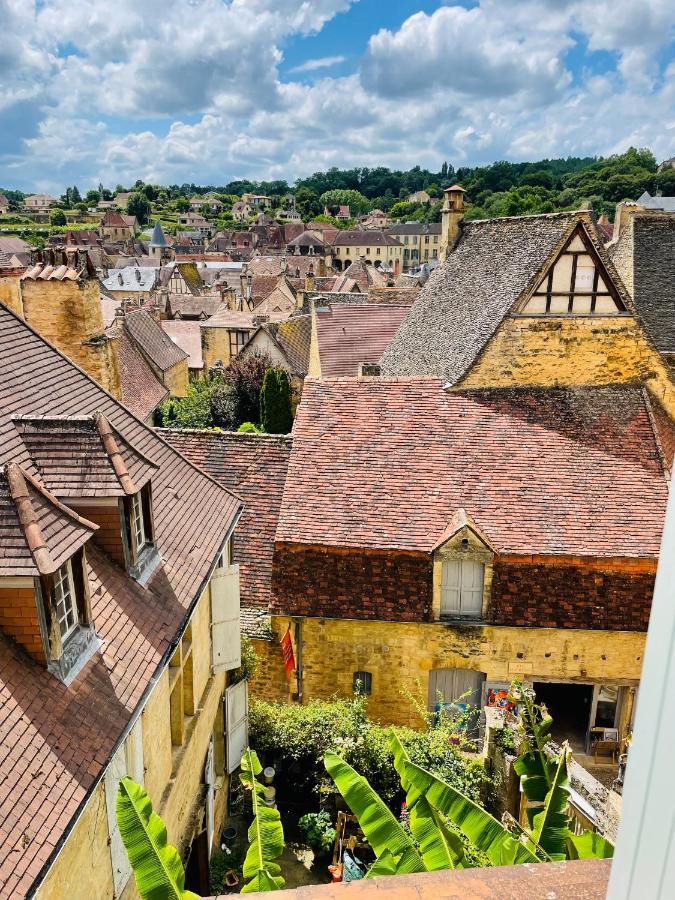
<box><xmin>128</xmin><ymin>543</ymin><xmax>161</xmax><ymax>585</ymax></box>
<box><xmin>48</xmin><ymin>626</ymin><xmax>101</xmax><ymax>685</ymax></box>
<box><xmin>438</xmin><ymin>616</ymin><xmax>486</xmax><ymax>627</ymax></box>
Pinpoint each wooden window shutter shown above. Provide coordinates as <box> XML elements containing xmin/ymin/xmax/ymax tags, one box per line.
<box><xmin>210</xmin><ymin>564</ymin><xmax>241</xmax><ymax>672</ymax></box>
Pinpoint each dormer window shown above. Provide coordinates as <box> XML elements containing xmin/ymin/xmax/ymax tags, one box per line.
<box><xmin>54</xmin><ymin>560</ymin><xmax>78</xmax><ymax>640</ymax></box>
<box><xmin>433</xmin><ymin>509</ymin><xmax>495</xmax><ymax>623</ymax></box>
<box><xmin>131</xmin><ymin>492</ymin><xmax>146</xmax><ymax>554</ymax></box>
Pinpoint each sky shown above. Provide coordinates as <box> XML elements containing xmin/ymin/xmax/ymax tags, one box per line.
<box><xmin>1</xmin><ymin>0</ymin><xmax>674</xmax><ymax>193</ymax></box>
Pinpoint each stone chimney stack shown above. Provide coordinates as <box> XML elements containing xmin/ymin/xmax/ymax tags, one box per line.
<box><xmin>439</xmin><ymin>185</ymin><xmax>466</xmax><ymax>261</ymax></box>
<box><xmin>305</xmin><ymin>263</ymin><xmax>315</xmax><ymax>293</ymax></box>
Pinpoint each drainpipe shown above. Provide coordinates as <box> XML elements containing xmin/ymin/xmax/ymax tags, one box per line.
<box><xmin>294</xmin><ymin>617</ymin><xmax>303</xmax><ymax>704</ymax></box>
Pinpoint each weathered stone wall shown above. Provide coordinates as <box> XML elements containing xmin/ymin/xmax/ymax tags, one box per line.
<box><xmin>249</xmin><ymin>635</ymin><xmax>291</xmax><ymax>703</ymax></box>
<box><xmin>0</xmin><ymin>271</ymin><xmax>24</xmax><ymax>317</ymax></box>
<box><xmin>489</xmin><ymin>556</ymin><xmax>655</xmax><ymax>631</ymax></box>
<box><xmin>279</xmin><ymin>615</ymin><xmax>646</xmax><ymax>728</ymax></box>
<box><xmin>271</xmin><ymin>543</ymin><xmax>433</xmax><ymax>621</ymax></box>
<box><xmin>163</xmin><ymin>358</ymin><xmax>189</xmax><ymax>398</ymax></box>
<box><xmin>19</xmin><ymin>277</ymin><xmax>122</xmax><ymax>397</ymax></box>
<box><xmin>460</xmin><ymin>315</ymin><xmax>675</xmax><ymax>418</ymax></box>
<box><xmin>201</xmin><ymin>325</ymin><xmax>232</xmax><ymax>373</ymax></box>
<box><xmin>36</xmin><ymin>581</ymin><xmax>230</xmax><ymax>900</ymax></box>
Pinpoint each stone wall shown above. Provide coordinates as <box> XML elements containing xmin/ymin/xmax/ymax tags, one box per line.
<box><xmin>249</xmin><ymin>636</ymin><xmax>291</xmax><ymax>703</ymax></box>
<box><xmin>271</xmin><ymin>543</ymin><xmax>433</xmax><ymax>621</ymax></box>
<box><xmin>460</xmin><ymin>315</ymin><xmax>675</xmax><ymax>418</ymax></box>
<box><xmin>163</xmin><ymin>359</ymin><xmax>189</xmax><ymax>398</ymax></box>
<box><xmin>0</xmin><ymin>270</ymin><xmax>24</xmax><ymax>317</ymax></box>
<box><xmin>201</xmin><ymin>324</ymin><xmax>232</xmax><ymax>373</ymax></box>
<box><xmin>277</xmin><ymin>615</ymin><xmax>646</xmax><ymax>728</ymax></box>
<box><xmin>489</xmin><ymin>556</ymin><xmax>655</xmax><ymax>631</ymax></box>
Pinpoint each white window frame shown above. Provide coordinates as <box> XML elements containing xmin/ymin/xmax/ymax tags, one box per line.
<box><xmin>54</xmin><ymin>560</ymin><xmax>78</xmax><ymax>640</ymax></box>
<box><xmin>440</xmin><ymin>558</ymin><xmax>484</xmax><ymax>619</ymax></box>
<box><xmin>131</xmin><ymin>492</ymin><xmax>146</xmax><ymax>555</ymax></box>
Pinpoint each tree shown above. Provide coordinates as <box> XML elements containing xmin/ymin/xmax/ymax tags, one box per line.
<box><xmin>49</xmin><ymin>208</ymin><xmax>67</xmax><ymax>226</ymax></box>
<box><xmin>260</xmin><ymin>368</ymin><xmax>292</xmax><ymax>433</ymax></box>
<box><xmin>219</xmin><ymin>352</ymin><xmax>272</xmax><ymax>428</ymax></box>
<box><xmin>320</xmin><ymin>188</ymin><xmax>371</xmax><ymax>215</ymax></box>
<box><xmin>127</xmin><ymin>192</ymin><xmax>151</xmax><ymax>225</ymax></box>
<box><xmin>294</xmin><ymin>186</ymin><xmax>322</xmax><ymax>220</ymax></box>
<box><xmin>324</xmin><ymin>687</ymin><xmax>613</xmax><ymax>880</ymax></box>
<box><xmin>175</xmin><ymin>197</ymin><xmax>190</xmax><ymax>213</ymax></box>
<box><xmin>85</xmin><ymin>189</ymin><xmax>100</xmax><ymax>203</ymax></box>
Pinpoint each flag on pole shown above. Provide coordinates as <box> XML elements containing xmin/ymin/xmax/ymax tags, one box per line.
<box><xmin>280</xmin><ymin>626</ymin><xmax>295</xmax><ymax>679</ymax></box>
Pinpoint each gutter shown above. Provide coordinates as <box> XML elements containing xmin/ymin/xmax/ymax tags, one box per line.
<box><xmin>27</xmin><ymin>502</ymin><xmax>244</xmax><ymax>898</ymax></box>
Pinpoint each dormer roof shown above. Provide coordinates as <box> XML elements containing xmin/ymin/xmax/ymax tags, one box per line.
<box><xmin>432</xmin><ymin>507</ymin><xmax>496</xmax><ymax>553</ymax></box>
<box><xmin>0</xmin><ymin>463</ymin><xmax>98</xmax><ymax>576</ymax></box>
<box><xmin>12</xmin><ymin>414</ymin><xmax>159</xmax><ymax>499</ymax></box>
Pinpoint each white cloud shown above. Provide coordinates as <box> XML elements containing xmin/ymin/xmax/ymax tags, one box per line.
<box><xmin>289</xmin><ymin>55</ymin><xmax>346</xmax><ymax>73</ymax></box>
<box><xmin>1</xmin><ymin>0</ymin><xmax>674</xmax><ymax>191</ymax></box>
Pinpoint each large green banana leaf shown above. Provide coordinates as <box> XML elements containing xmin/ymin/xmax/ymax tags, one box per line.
<box><xmin>529</xmin><ymin>749</ymin><xmax>572</xmax><ymax>860</ymax></box>
<box><xmin>389</xmin><ymin>731</ymin><xmax>466</xmax><ymax>870</ymax></box>
<box><xmin>324</xmin><ymin>751</ymin><xmax>425</xmax><ymax>875</ymax></box>
<box><xmin>513</xmin><ymin>691</ymin><xmax>557</xmax><ymax>829</ymax></box>
<box><xmin>404</xmin><ymin>762</ymin><xmax>540</xmax><ymax>866</ymax></box>
<box><xmin>240</xmin><ymin>748</ymin><xmax>285</xmax><ymax>893</ymax></box>
<box><xmin>116</xmin><ymin>777</ymin><xmax>199</xmax><ymax>900</ymax></box>
<box><xmin>567</xmin><ymin>831</ymin><xmax>615</xmax><ymax>859</ymax></box>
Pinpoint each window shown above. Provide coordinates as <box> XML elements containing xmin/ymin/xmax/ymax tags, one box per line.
<box><xmin>440</xmin><ymin>559</ymin><xmax>484</xmax><ymax>618</ymax></box>
<box><xmin>424</xmin><ymin>235</ymin><xmax>429</xmax><ymax>244</ymax></box>
<box><xmin>169</xmin><ymin>623</ymin><xmax>195</xmax><ymax>750</ymax></box>
<box><xmin>376</xmin><ymin>247</ymin><xmax>381</xmax><ymax>255</ymax></box>
<box><xmin>353</xmin><ymin>671</ymin><xmax>372</xmax><ymax>695</ymax></box>
<box><xmin>54</xmin><ymin>560</ymin><xmax>78</xmax><ymax>640</ymax></box>
<box><xmin>433</xmin><ymin>235</ymin><xmax>439</xmax><ymax>244</ymax></box>
<box><xmin>522</xmin><ymin>229</ymin><xmax>623</xmax><ymax>316</ymax></box>
<box><xmin>131</xmin><ymin>492</ymin><xmax>146</xmax><ymax>554</ymax></box>
<box><xmin>229</xmin><ymin>330</ymin><xmax>250</xmax><ymax>359</ymax></box>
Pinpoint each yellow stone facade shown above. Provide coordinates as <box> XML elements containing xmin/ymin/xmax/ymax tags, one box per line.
<box><xmin>0</xmin><ymin>270</ymin><xmax>24</xmax><ymax>317</ymax></box>
<box><xmin>163</xmin><ymin>358</ymin><xmax>190</xmax><ymax>398</ymax></box>
<box><xmin>36</xmin><ymin>581</ymin><xmax>230</xmax><ymax>900</ymax></box>
<box><xmin>459</xmin><ymin>315</ymin><xmax>675</xmax><ymax>416</ymax></box>
<box><xmin>268</xmin><ymin>615</ymin><xmax>645</xmax><ymax>731</ymax></box>
<box><xmin>201</xmin><ymin>322</ymin><xmax>233</xmax><ymax>373</ymax></box>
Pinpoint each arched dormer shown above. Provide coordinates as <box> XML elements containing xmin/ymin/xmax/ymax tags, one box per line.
<box><xmin>432</xmin><ymin>509</ymin><xmax>495</xmax><ymax>621</ymax></box>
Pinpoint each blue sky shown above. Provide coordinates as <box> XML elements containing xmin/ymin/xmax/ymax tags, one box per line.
<box><xmin>1</xmin><ymin>0</ymin><xmax>674</xmax><ymax>193</ymax></box>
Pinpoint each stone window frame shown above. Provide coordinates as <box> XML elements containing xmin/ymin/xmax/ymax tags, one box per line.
<box><xmin>121</xmin><ymin>483</ymin><xmax>158</xmax><ymax>582</ymax></box>
<box><xmin>353</xmin><ymin>671</ymin><xmax>373</xmax><ymax>696</ymax></box>
<box><xmin>432</xmin><ymin>525</ymin><xmax>494</xmax><ymax>623</ymax></box>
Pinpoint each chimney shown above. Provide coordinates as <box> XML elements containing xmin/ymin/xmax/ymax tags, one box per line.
<box><xmin>305</xmin><ymin>263</ymin><xmax>315</xmax><ymax>292</ymax></box>
<box><xmin>439</xmin><ymin>185</ymin><xmax>466</xmax><ymax>261</ymax></box>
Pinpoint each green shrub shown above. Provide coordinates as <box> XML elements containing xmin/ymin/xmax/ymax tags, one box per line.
<box><xmin>298</xmin><ymin>811</ymin><xmax>336</xmax><ymax>853</ymax></box>
<box><xmin>231</xmin><ymin>635</ymin><xmax>259</xmax><ymax>685</ymax></box>
<box><xmin>237</xmin><ymin>421</ymin><xmax>262</xmax><ymax>434</ymax></box>
<box><xmin>249</xmin><ymin>695</ymin><xmax>490</xmax><ymax>810</ymax></box>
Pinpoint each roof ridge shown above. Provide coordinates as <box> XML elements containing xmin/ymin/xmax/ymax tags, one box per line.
<box><xmin>462</xmin><ymin>209</ymin><xmax>584</xmax><ymax>227</ymax></box>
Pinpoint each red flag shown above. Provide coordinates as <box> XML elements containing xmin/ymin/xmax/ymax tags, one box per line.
<box><xmin>280</xmin><ymin>627</ymin><xmax>295</xmax><ymax>680</ymax></box>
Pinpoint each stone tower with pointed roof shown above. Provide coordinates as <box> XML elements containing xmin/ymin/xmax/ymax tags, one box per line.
<box><xmin>148</xmin><ymin>219</ymin><xmax>171</xmax><ymax>262</ymax></box>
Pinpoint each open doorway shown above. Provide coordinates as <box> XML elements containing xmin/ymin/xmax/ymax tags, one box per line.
<box><xmin>533</xmin><ymin>681</ymin><xmax>593</xmax><ymax>753</ymax></box>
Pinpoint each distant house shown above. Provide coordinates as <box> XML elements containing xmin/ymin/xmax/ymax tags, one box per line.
<box><xmin>330</xmin><ymin>229</ymin><xmax>403</xmax><ymax>273</ymax></box>
<box><xmin>190</xmin><ymin>196</ymin><xmax>223</xmax><ymax>214</ymax></box>
<box><xmin>0</xmin><ymin>194</ymin><xmax>10</xmax><ymax>214</ymax></box>
<box><xmin>113</xmin><ymin>191</ymin><xmax>132</xmax><ymax>208</ymax></box>
<box><xmin>324</xmin><ymin>204</ymin><xmax>351</xmax><ymax>221</ymax></box>
<box><xmin>23</xmin><ymin>193</ymin><xmax>57</xmax><ymax>212</ymax></box>
<box><xmin>387</xmin><ymin>222</ymin><xmax>442</xmax><ymax>270</ymax></box>
<box><xmin>177</xmin><ymin>212</ymin><xmax>212</xmax><ymax>235</ymax></box>
<box><xmin>231</xmin><ymin>201</ymin><xmax>252</xmax><ymax>222</ymax></box>
<box><xmin>407</xmin><ymin>189</ymin><xmax>432</xmax><ymax>204</ymax></box>
<box><xmin>277</xmin><ymin>207</ymin><xmax>302</xmax><ymax>222</ymax></box>
<box><xmin>360</xmin><ymin>209</ymin><xmax>392</xmax><ymax>229</ymax></box>
<box><xmin>101</xmin><ymin>210</ymin><xmax>137</xmax><ymax>243</ymax></box>
<box><xmin>242</xmin><ymin>193</ymin><xmax>272</xmax><ymax>209</ymax></box>
<box><xmin>635</xmin><ymin>191</ymin><xmax>675</xmax><ymax>212</ymax></box>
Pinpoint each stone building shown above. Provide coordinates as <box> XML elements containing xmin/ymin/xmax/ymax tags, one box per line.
<box><xmin>0</xmin><ymin>303</ymin><xmax>245</xmax><ymax>898</ymax></box>
<box><xmin>268</xmin><ymin>378</ymin><xmax>669</xmax><ymax>745</ymax></box>
<box><xmin>329</xmin><ymin>230</ymin><xmax>403</xmax><ymax>273</ymax></box>
<box><xmin>387</xmin><ymin>222</ymin><xmax>441</xmax><ymax>270</ymax></box>
<box><xmin>380</xmin><ymin>207</ymin><xmax>675</xmax><ymax>419</ymax></box>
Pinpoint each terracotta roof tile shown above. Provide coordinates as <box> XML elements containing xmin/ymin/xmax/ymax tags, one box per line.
<box><xmin>0</xmin><ymin>304</ymin><xmax>242</xmax><ymax>896</ymax></box>
<box><xmin>161</xmin><ymin>431</ymin><xmax>292</xmax><ymax>638</ymax></box>
<box><xmin>315</xmin><ymin>305</ymin><xmax>410</xmax><ymax>377</ymax></box>
<box><xmin>114</xmin><ymin>330</ymin><xmax>169</xmax><ymax>420</ymax></box>
<box><xmin>277</xmin><ymin>379</ymin><xmax>668</xmax><ymax>557</ymax></box>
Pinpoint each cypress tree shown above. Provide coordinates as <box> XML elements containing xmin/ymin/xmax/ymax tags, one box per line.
<box><xmin>260</xmin><ymin>368</ymin><xmax>293</xmax><ymax>433</ymax></box>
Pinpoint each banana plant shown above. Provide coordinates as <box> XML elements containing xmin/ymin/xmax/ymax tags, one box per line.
<box><xmin>239</xmin><ymin>748</ymin><xmax>285</xmax><ymax>893</ymax></box>
<box><xmin>512</xmin><ymin>685</ymin><xmax>614</xmax><ymax>861</ymax></box>
<box><xmin>116</xmin><ymin>777</ymin><xmax>200</xmax><ymax>900</ymax></box>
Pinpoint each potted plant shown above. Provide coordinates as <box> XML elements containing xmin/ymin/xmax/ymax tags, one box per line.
<box><xmin>298</xmin><ymin>811</ymin><xmax>336</xmax><ymax>862</ymax></box>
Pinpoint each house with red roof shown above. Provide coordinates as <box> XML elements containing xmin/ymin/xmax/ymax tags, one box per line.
<box><xmin>269</xmin><ymin>377</ymin><xmax>669</xmax><ymax>748</ymax></box>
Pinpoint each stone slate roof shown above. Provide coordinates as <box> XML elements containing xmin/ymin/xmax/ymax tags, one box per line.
<box><xmin>124</xmin><ymin>308</ymin><xmax>188</xmax><ymax>372</ymax></box>
<box><xmin>315</xmin><ymin>305</ymin><xmax>410</xmax><ymax>377</ymax></box>
<box><xmin>0</xmin><ymin>304</ymin><xmax>242</xmax><ymax>897</ymax></box>
<box><xmin>637</xmin><ymin>191</ymin><xmax>675</xmax><ymax>213</ymax></box>
<box><xmin>161</xmin><ymin>430</ymin><xmax>293</xmax><ymax>639</ymax></box>
<box><xmin>149</xmin><ymin>220</ymin><xmax>168</xmax><ymax>248</ymax></box>
<box><xmin>381</xmin><ymin>211</ymin><xmax>629</xmax><ymax>384</ymax></box>
<box><xmin>615</xmin><ymin>214</ymin><xmax>675</xmax><ymax>354</ymax></box>
<box><xmin>277</xmin><ymin>379</ymin><xmax>668</xmax><ymax>557</ymax></box>
<box><xmin>331</xmin><ymin>229</ymin><xmax>402</xmax><ymax>247</ymax></box>
<box><xmin>101</xmin><ymin>265</ymin><xmax>158</xmax><ymax>292</ymax></box>
<box><xmin>387</xmin><ymin>223</ymin><xmax>442</xmax><ymax>235</ymax></box>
